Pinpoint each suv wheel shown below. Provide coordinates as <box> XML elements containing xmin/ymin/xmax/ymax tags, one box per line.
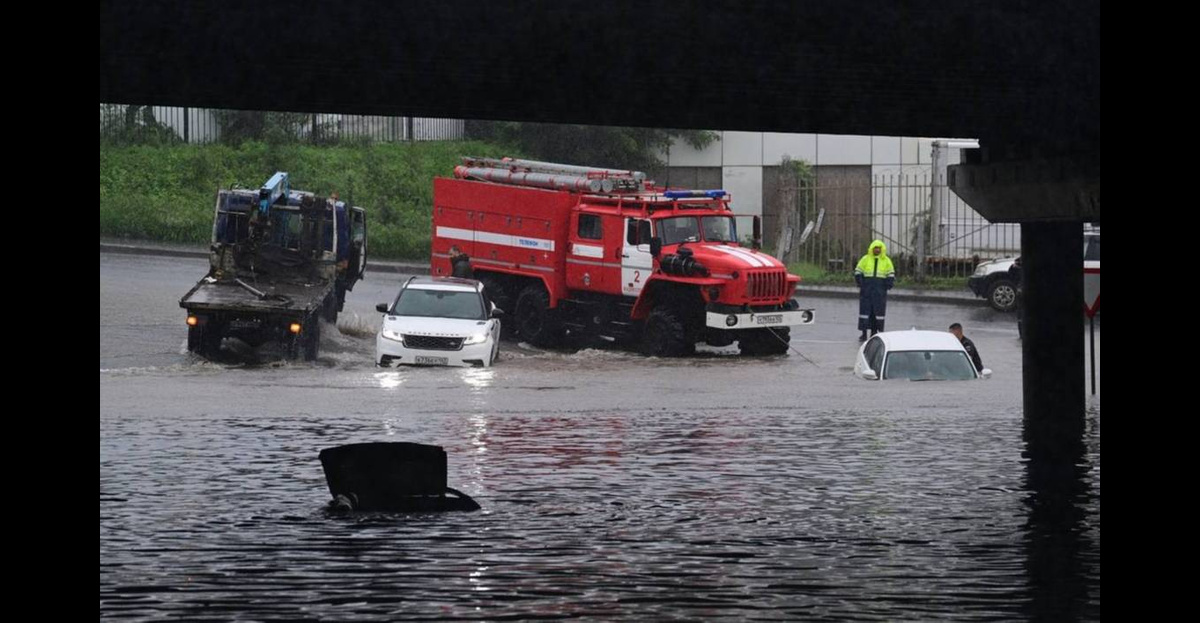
<box><xmin>987</xmin><ymin>278</ymin><xmax>1018</xmax><ymax>312</ymax></box>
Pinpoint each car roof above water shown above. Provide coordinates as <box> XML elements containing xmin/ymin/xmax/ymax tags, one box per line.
<box><xmin>404</xmin><ymin>276</ymin><xmax>481</xmax><ymax>292</ymax></box>
<box><xmin>875</xmin><ymin>330</ymin><xmax>964</xmax><ymax>352</ymax></box>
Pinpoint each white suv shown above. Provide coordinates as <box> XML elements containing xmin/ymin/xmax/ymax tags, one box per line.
<box><xmin>375</xmin><ymin>277</ymin><xmax>502</xmax><ymax>367</ymax></box>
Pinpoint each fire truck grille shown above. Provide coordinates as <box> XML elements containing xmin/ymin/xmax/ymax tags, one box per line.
<box><xmin>403</xmin><ymin>335</ymin><xmax>464</xmax><ymax>351</ymax></box>
<box><xmin>747</xmin><ymin>270</ymin><xmax>788</xmax><ymax>301</ymax></box>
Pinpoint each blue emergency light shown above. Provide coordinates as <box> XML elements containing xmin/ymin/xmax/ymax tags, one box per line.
<box><xmin>663</xmin><ymin>189</ymin><xmax>727</xmax><ymax>199</ymax></box>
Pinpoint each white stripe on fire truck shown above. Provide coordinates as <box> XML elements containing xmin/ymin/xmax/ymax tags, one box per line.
<box><xmin>436</xmin><ymin>226</ymin><xmax>556</xmax><ymax>252</ymax></box>
<box><xmin>727</xmin><ymin>245</ymin><xmax>780</xmax><ymax>268</ymax></box>
<box><xmin>713</xmin><ymin>245</ymin><xmax>769</xmax><ymax>267</ymax></box>
<box><xmin>571</xmin><ymin>243</ymin><xmax>605</xmax><ymax>258</ymax></box>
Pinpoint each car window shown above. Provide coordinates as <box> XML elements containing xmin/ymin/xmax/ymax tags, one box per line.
<box><xmin>883</xmin><ymin>350</ymin><xmax>976</xmax><ymax>381</ymax></box>
<box><xmin>626</xmin><ymin>218</ymin><xmax>652</xmax><ymax>245</ymax></box>
<box><xmin>659</xmin><ymin>217</ymin><xmax>700</xmax><ymax>245</ymax></box>
<box><xmin>392</xmin><ymin>288</ymin><xmax>486</xmax><ymax>320</ymax></box>
<box><xmin>864</xmin><ymin>337</ymin><xmax>884</xmax><ymax>373</ymax></box>
<box><xmin>701</xmin><ymin>216</ymin><xmax>737</xmax><ymax>242</ymax></box>
<box><xmin>1085</xmin><ymin>236</ymin><xmax>1100</xmax><ymax>262</ymax></box>
<box><xmin>578</xmin><ymin>214</ymin><xmax>602</xmax><ymax>240</ymax></box>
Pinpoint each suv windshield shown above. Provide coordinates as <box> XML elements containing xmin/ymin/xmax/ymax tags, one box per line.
<box><xmin>392</xmin><ymin>288</ymin><xmax>485</xmax><ymax>320</ymax></box>
<box><xmin>883</xmin><ymin>350</ymin><xmax>976</xmax><ymax>380</ymax></box>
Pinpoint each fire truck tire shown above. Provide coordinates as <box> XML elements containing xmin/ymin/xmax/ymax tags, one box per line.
<box><xmin>738</xmin><ymin>327</ymin><xmax>791</xmax><ymax>356</ymax></box>
<box><xmin>515</xmin><ymin>285</ymin><xmax>564</xmax><ymax>347</ymax></box>
<box><xmin>643</xmin><ymin>306</ymin><xmax>694</xmax><ymax>357</ymax></box>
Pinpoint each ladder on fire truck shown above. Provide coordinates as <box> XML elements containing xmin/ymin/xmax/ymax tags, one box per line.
<box><xmin>455</xmin><ymin>157</ymin><xmax>650</xmax><ymax>193</ymax></box>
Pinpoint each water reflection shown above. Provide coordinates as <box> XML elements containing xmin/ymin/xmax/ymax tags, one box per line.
<box><xmin>1022</xmin><ymin>410</ymin><xmax>1100</xmax><ymax>621</ymax></box>
<box><xmin>374</xmin><ymin>370</ymin><xmax>404</xmax><ymax>390</ymax></box>
<box><xmin>459</xmin><ymin>367</ymin><xmax>495</xmax><ymax>391</ymax></box>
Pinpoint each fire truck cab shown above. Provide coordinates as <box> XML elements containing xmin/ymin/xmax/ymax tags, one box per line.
<box><xmin>431</xmin><ymin>157</ymin><xmax>815</xmax><ymax>356</ymax></box>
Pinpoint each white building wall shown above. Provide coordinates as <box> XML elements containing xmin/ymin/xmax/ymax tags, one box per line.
<box><xmin>817</xmin><ymin>134</ymin><xmax>873</xmax><ymax>165</ymax></box>
<box><xmin>763</xmin><ymin>133</ymin><xmax>818</xmax><ymax>163</ymax></box>
<box><xmin>722</xmin><ymin>166</ymin><xmax>763</xmax><ymax>216</ymax></box>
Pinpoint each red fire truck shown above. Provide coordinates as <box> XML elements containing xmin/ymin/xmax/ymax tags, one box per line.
<box><xmin>430</xmin><ymin>157</ymin><xmax>815</xmax><ymax>356</ymax></box>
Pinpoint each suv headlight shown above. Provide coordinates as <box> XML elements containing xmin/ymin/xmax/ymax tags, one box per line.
<box><xmin>462</xmin><ymin>333</ymin><xmax>489</xmax><ymax>345</ymax></box>
<box><xmin>972</xmin><ymin>264</ymin><xmax>988</xmax><ymax>276</ymax></box>
<box><xmin>381</xmin><ymin>329</ymin><xmax>404</xmax><ymax>342</ymax></box>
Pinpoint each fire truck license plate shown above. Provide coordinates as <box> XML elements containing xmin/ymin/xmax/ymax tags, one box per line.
<box><xmin>755</xmin><ymin>314</ymin><xmax>783</xmax><ymax>325</ymax></box>
<box><xmin>415</xmin><ymin>356</ymin><xmax>449</xmax><ymax>365</ymax></box>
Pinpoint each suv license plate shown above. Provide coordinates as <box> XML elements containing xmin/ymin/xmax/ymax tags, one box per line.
<box><xmin>414</xmin><ymin>356</ymin><xmax>449</xmax><ymax>365</ymax></box>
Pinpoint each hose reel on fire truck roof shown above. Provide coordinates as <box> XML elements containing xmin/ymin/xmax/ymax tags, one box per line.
<box><xmin>456</xmin><ymin>156</ymin><xmax>648</xmax><ymax>193</ymax></box>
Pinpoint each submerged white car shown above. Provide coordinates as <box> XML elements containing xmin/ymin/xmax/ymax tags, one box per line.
<box><xmin>375</xmin><ymin>277</ymin><xmax>502</xmax><ymax>367</ymax></box>
<box><xmin>854</xmin><ymin>330</ymin><xmax>992</xmax><ymax>381</ymax></box>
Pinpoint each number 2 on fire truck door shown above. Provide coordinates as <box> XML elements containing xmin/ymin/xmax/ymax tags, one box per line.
<box><xmin>623</xmin><ymin>217</ymin><xmax>653</xmax><ymax>296</ymax></box>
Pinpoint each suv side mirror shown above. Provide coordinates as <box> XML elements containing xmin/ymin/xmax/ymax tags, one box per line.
<box><xmin>980</xmin><ymin>368</ymin><xmax>993</xmax><ymax>379</ymax></box>
<box><xmin>863</xmin><ymin>369</ymin><xmax>878</xmax><ymax>381</ymax></box>
<box><xmin>376</xmin><ymin>303</ymin><xmax>389</xmax><ymax>314</ymax></box>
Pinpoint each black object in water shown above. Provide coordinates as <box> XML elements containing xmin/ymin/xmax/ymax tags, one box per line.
<box><xmin>319</xmin><ymin>442</ymin><xmax>480</xmax><ymax>512</ymax></box>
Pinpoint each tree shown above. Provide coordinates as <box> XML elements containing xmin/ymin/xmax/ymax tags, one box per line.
<box><xmin>464</xmin><ymin>121</ymin><xmax>717</xmax><ymax>172</ymax></box>
<box><xmin>212</xmin><ymin>110</ymin><xmax>313</xmax><ymax>145</ymax></box>
<box><xmin>99</xmin><ymin>104</ymin><xmax>179</xmax><ymax>145</ymax></box>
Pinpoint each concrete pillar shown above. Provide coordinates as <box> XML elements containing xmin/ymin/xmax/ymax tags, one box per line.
<box><xmin>1021</xmin><ymin>222</ymin><xmax>1084</xmax><ymax>459</ymax></box>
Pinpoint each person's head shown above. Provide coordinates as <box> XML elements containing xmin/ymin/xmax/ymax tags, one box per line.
<box><xmin>449</xmin><ymin>245</ymin><xmax>462</xmax><ymax>258</ymax></box>
<box><xmin>873</xmin><ymin>246</ymin><xmax>881</xmax><ymax>256</ymax></box>
<box><xmin>869</xmin><ymin>239</ymin><xmax>886</xmax><ymax>256</ymax></box>
<box><xmin>948</xmin><ymin>322</ymin><xmax>963</xmax><ymax>338</ymax></box>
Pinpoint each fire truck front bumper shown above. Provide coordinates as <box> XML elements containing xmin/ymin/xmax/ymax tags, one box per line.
<box><xmin>705</xmin><ymin>308</ymin><xmax>816</xmax><ymax>330</ymax></box>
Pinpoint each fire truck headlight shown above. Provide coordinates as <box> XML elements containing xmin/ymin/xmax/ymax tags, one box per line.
<box><xmin>802</xmin><ymin>310</ymin><xmax>814</xmax><ymax>323</ymax></box>
<box><xmin>726</xmin><ymin>314</ymin><xmax>738</xmax><ymax>327</ymax></box>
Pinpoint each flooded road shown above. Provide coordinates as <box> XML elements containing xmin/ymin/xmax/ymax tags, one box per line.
<box><xmin>100</xmin><ymin>252</ymin><xmax>1100</xmax><ymax>620</ymax></box>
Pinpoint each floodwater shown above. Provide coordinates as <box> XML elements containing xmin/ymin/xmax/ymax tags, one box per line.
<box><xmin>100</xmin><ymin>253</ymin><xmax>1099</xmax><ymax>621</ymax></box>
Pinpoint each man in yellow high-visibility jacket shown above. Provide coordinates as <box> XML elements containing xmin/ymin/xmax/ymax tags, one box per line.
<box><xmin>854</xmin><ymin>239</ymin><xmax>895</xmax><ymax>341</ymax></box>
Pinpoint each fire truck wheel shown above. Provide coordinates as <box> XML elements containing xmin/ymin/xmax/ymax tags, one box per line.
<box><xmin>643</xmin><ymin>306</ymin><xmax>694</xmax><ymax>357</ymax></box>
<box><xmin>738</xmin><ymin>327</ymin><xmax>791</xmax><ymax>356</ymax></box>
<box><xmin>515</xmin><ymin>285</ymin><xmax>564</xmax><ymax>347</ymax></box>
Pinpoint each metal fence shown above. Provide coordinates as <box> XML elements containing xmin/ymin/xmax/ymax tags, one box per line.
<box><xmin>100</xmin><ymin>104</ymin><xmax>465</xmax><ymax>145</ymax></box>
<box><xmin>772</xmin><ymin>174</ymin><xmax>1021</xmax><ymax>279</ymax></box>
